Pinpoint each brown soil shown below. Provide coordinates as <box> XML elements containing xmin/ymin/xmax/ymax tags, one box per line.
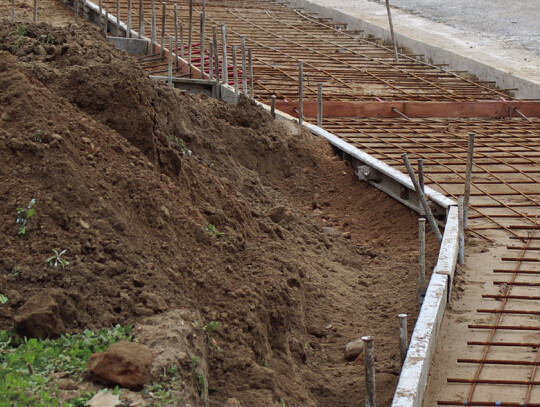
<box><xmin>0</xmin><ymin>20</ymin><xmax>438</xmax><ymax>407</ymax></box>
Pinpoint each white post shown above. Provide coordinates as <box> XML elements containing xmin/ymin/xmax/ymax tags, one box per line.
<box><xmin>362</xmin><ymin>336</ymin><xmax>376</xmax><ymax>407</ymax></box>
<box><xmin>221</xmin><ymin>24</ymin><xmax>228</xmax><ymax>83</ymax></box>
<box><xmin>458</xmin><ymin>196</ymin><xmax>465</xmax><ymax>265</ymax></box>
<box><xmin>398</xmin><ymin>314</ymin><xmax>408</xmax><ymax>368</ymax></box>
<box><xmin>232</xmin><ymin>44</ymin><xmax>238</xmax><ymax>93</ymax></box>
<box><xmin>463</xmin><ymin>133</ymin><xmax>475</xmax><ymax>229</ymax></box>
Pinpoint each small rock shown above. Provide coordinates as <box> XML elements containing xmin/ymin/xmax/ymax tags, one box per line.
<box><xmin>322</xmin><ymin>226</ymin><xmax>341</xmax><ymax>237</ymax></box>
<box><xmin>81</xmin><ymin>137</ymin><xmax>92</xmax><ymax>144</ymax></box>
<box><xmin>225</xmin><ymin>398</ymin><xmax>242</xmax><ymax>407</ymax></box>
<box><xmin>343</xmin><ymin>231</ymin><xmax>352</xmax><ymax>239</ymax></box>
<box><xmin>1</xmin><ymin>111</ymin><xmax>12</xmax><ymax>122</ymax></box>
<box><xmin>344</xmin><ymin>338</ymin><xmax>364</xmax><ymax>361</ymax></box>
<box><xmin>268</xmin><ymin>206</ymin><xmax>291</xmax><ymax>223</ymax></box>
<box><xmin>160</xmin><ymin>205</ymin><xmax>170</xmax><ymax>218</ymax></box>
<box><xmin>13</xmin><ymin>293</ymin><xmax>66</xmax><ymax>339</ymax></box>
<box><xmin>51</xmin><ymin>133</ymin><xmax>63</xmax><ymax>142</ymax></box>
<box><xmin>88</xmin><ymin>341</ymin><xmax>153</xmax><ymax>390</ymax></box>
<box><xmin>80</xmin><ymin>219</ymin><xmax>90</xmax><ymax>229</ymax></box>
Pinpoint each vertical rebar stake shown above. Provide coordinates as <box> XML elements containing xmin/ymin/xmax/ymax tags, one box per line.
<box><xmin>232</xmin><ymin>44</ymin><xmax>238</xmax><ymax>94</ymax></box>
<box><xmin>11</xmin><ymin>0</ymin><xmax>15</xmax><ymax>19</ymax></box>
<box><xmin>398</xmin><ymin>314</ymin><xmax>408</xmax><ymax>368</ymax></box>
<box><xmin>298</xmin><ymin>60</ymin><xmax>304</xmax><ymax>126</ymax></box>
<box><xmin>115</xmin><ymin>0</ymin><xmax>120</xmax><ymax>36</ymax></box>
<box><xmin>362</xmin><ymin>336</ymin><xmax>376</xmax><ymax>407</ymax></box>
<box><xmin>199</xmin><ymin>12</ymin><xmax>205</xmax><ymax>78</ymax></box>
<box><xmin>138</xmin><ymin>0</ymin><xmax>144</xmax><ymax>39</ymax></box>
<box><xmin>126</xmin><ymin>0</ymin><xmax>132</xmax><ymax>38</ymax></box>
<box><xmin>317</xmin><ymin>82</ymin><xmax>323</xmax><ymax>128</ymax></box>
<box><xmin>248</xmin><ymin>48</ymin><xmax>254</xmax><ymax>99</ymax></box>
<box><xmin>213</xmin><ymin>26</ymin><xmax>220</xmax><ymax>96</ymax></box>
<box><xmin>221</xmin><ymin>24</ymin><xmax>228</xmax><ymax>83</ymax></box>
<box><xmin>74</xmin><ymin>0</ymin><xmax>79</xmax><ymax>23</ymax></box>
<box><xmin>160</xmin><ymin>2</ymin><xmax>166</xmax><ymax>56</ymax></box>
<box><xmin>241</xmin><ymin>36</ymin><xmax>247</xmax><ymax>96</ymax></box>
<box><xmin>168</xmin><ymin>36</ymin><xmax>173</xmax><ymax>88</ymax></box>
<box><xmin>180</xmin><ymin>22</ymin><xmax>184</xmax><ymax>59</ymax></box>
<box><xmin>208</xmin><ymin>42</ymin><xmax>214</xmax><ymax>81</ymax></box>
<box><xmin>385</xmin><ymin>0</ymin><xmax>399</xmax><ymax>63</ymax></box>
<box><xmin>463</xmin><ymin>133</ymin><xmax>475</xmax><ymax>229</ymax></box>
<box><xmin>418</xmin><ymin>158</ymin><xmax>425</xmax><ymax>216</ymax></box>
<box><xmin>99</xmin><ymin>0</ymin><xmax>103</xmax><ymax>30</ymax></box>
<box><xmin>151</xmin><ymin>0</ymin><xmax>156</xmax><ymax>45</ymax></box>
<box><xmin>188</xmin><ymin>0</ymin><xmax>193</xmax><ymax>73</ymax></box>
<box><xmin>418</xmin><ymin>218</ymin><xmax>426</xmax><ymax>303</ymax></box>
<box><xmin>104</xmin><ymin>8</ymin><xmax>108</xmax><ymax>34</ymax></box>
<box><xmin>458</xmin><ymin>196</ymin><xmax>465</xmax><ymax>265</ymax></box>
<box><xmin>173</xmin><ymin>4</ymin><xmax>178</xmax><ymax>68</ymax></box>
<box><xmin>271</xmin><ymin>95</ymin><xmax>276</xmax><ymax>119</ymax></box>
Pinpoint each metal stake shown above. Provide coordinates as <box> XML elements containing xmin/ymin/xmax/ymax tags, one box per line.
<box><xmin>463</xmin><ymin>133</ymin><xmax>475</xmax><ymax>228</ymax></box>
<box><xmin>127</xmin><ymin>0</ymin><xmax>132</xmax><ymax>38</ymax></box>
<box><xmin>317</xmin><ymin>82</ymin><xmax>323</xmax><ymax>127</ymax></box>
<box><xmin>74</xmin><ymin>0</ymin><xmax>79</xmax><ymax>23</ymax></box>
<box><xmin>418</xmin><ymin>218</ymin><xmax>426</xmax><ymax>302</ymax></box>
<box><xmin>33</xmin><ymin>0</ymin><xmax>38</xmax><ymax>23</ymax></box>
<box><xmin>115</xmin><ymin>0</ymin><xmax>120</xmax><ymax>36</ymax></box>
<box><xmin>298</xmin><ymin>60</ymin><xmax>304</xmax><ymax>126</ymax></box>
<box><xmin>104</xmin><ymin>9</ymin><xmax>108</xmax><ymax>34</ymax></box>
<box><xmin>151</xmin><ymin>0</ymin><xmax>156</xmax><ymax>45</ymax></box>
<box><xmin>174</xmin><ymin>4</ymin><xmax>178</xmax><ymax>68</ymax></box>
<box><xmin>199</xmin><ymin>12</ymin><xmax>205</xmax><ymax>78</ymax></box>
<box><xmin>362</xmin><ymin>336</ymin><xmax>376</xmax><ymax>407</ymax></box>
<box><xmin>402</xmin><ymin>153</ymin><xmax>443</xmax><ymax>242</ymax></box>
<box><xmin>248</xmin><ymin>48</ymin><xmax>254</xmax><ymax>99</ymax></box>
<box><xmin>241</xmin><ymin>36</ymin><xmax>247</xmax><ymax>96</ymax></box>
<box><xmin>11</xmin><ymin>0</ymin><xmax>15</xmax><ymax>19</ymax></box>
<box><xmin>188</xmin><ymin>0</ymin><xmax>193</xmax><ymax>72</ymax></box>
<box><xmin>221</xmin><ymin>24</ymin><xmax>228</xmax><ymax>83</ymax></box>
<box><xmin>232</xmin><ymin>44</ymin><xmax>238</xmax><ymax>93</ymax></box>
<box><xmin>138</xmin><ymin>0</ymin><xmax>144</xmax><ymax>39</ymax></box>
<box><xmin>180</xmin><ymin>22</ymin><xmax>184</xmax><ymax>59</ymax></box>
<box><xmin>271</xmin><ymin>95</ymin><xmax>276</xmax><ymax>119</ymax></box>
<box><xmin>418</xmin><ymin>158</ymin><xmax>425</xmax><ymax>216</ymax></box>
<box><xmin>458</xmin><ymin>196</ymin><xmax>465</xmax><ymax>265</ymax></box>
<box><xmin>385</xmin><ymin>0</ymin><xmax>399</xmax><ymax>63</ymax></box>
<box><xmin>160</xmin><ymin>2</ymin><xmax>166</xmax><ymax>56</ymax></box>
<box><xmin>208</xmin><ymin>42</ymin><xmax>214</xmax><ymax>81</ymax></box>
<box><xmin>168</xmin><ymin>36</ymin><xmax>173</xmax><ymax>88</ymax></box>
<box><xmin>99</xmin><ymin>0</ymin><xmax>103</xmax><ymax>30</ymax></box>
<box><xmin>398</xmin><ymin>314</ymin><xmax>408</xmax><ymax>368</ymax></box>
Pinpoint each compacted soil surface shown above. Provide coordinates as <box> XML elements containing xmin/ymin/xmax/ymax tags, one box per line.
<box><xmin>0</xmin><ymin>20</ymin><xmax>437</xmax><ymax>406</ymax></box>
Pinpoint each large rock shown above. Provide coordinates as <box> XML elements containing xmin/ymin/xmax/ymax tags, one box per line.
<box><xmin>88</xmin><ymin>341</ymin><xmax>153</xmax><ymax>390</ymax></box>
<box><xmin>13</xmin><ymin>293</ymin><xmax>65</xmax><ymax>339</ymax></box>
<box><xmin>344</xmin><ymin>338</ymin><xmax>364</xmax><ymax>362</ymax></box>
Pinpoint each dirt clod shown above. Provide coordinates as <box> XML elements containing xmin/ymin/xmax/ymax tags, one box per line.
<box><xmin>13</xmin><ymin>293</ymin><xmax>65</xmax><ymax>339</ymax></box>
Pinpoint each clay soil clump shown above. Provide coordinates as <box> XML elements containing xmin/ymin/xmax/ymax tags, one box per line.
<box><xmin>0</xmin><ymin>20</ymin><xmax>437</xmax><ymax>406</ymax></box>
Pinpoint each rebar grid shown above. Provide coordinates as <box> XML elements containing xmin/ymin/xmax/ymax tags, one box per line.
<box><xmin>100</xmin><ymin>0</ymin><xmax>512</xmax><ymax>102</ymax></box>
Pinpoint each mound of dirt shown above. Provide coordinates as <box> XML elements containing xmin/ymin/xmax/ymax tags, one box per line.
<box><xmin>0</xmin><ymin>21</ymin><xmax>437</xmax><ymax>406</ymax></box>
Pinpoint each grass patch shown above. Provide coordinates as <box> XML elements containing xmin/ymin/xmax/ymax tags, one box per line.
<box><xmin>0</xmin><ymin>325</ymin><xmax>133</xmax><ymax>407</ymax></box>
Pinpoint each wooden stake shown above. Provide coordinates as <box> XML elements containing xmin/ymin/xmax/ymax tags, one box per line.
<box><xmin>418</xmin><ymin>218</ymin><xmax>426</xmax><ymax>302</ymax></box>
<box><xmin>402</xmin><ymin>153</ymin><xmax>443</xmax><ymax>242</ymax></box>
<box><xmin>248</xmin><ymin>48</ymin><xmax>254</xmax><ymax>99</ymax></box>
<box><xmin>458</xmin><ymin>196</ymin><xmax>465</xmax><ymax>265</ymax></box>
<box><xmin>33</xmin><ymin>0</ymin><xmax>38</xmax><ymax>23</ymax></box>
<box><xmin>221</xmin><ymin>24</ymin><xmax>228</xmax><ymax>83</ymax></box>
<box><xmin>138</xmin><ymin>0</ymin><xmax>144</xmax><ymax>39</ymax></box>
<box><xmin>241</xmin><ymin>36</ymin><xmax>247</xmax><ymax>96</ymax></box>
<box><xmin>298</xmin><ymin>60</ymin><xmax>304</xmax><ymax>126</ymax></box>
<box><xmin>199</xmin><ymin>12</ymin><xmax>205</xmax><ymax>78</ymax></box>
<box><xmin>160</xmin><ymin>2</ymin><xmax>166</xmax><ymax>56</ymax></box>
<box><xmin>317</xmin><ymin>82</ymin><xmax>323</xmax><ymax>127</ymax></box>
<box><xmin>362</xmin><ymin>336</ymin><xmax>376</xmax><ymax>407</ymax></box>
<box><xmin>173</xmin><ymin>4</ymin><xmax>178</xmax><ymax>68</ymax></box>
<box><xmin>398</xmin><ymin>314</ymin><xmax>408</xmax><ymax>368</ymax></box>
<box><xmin>168</xmin><ymin>36</ymin><xmax>173</xmax><ymax>88</ymax></box>
<box><xmin>271</xmin><ymin>95</ymin><xmax>276</xmax><ymax>119</ymax></box>
<box><xmin>232</xmin><ymin>44</ymin><xmax>238</xmax><ymax>93</ymax></box>
<box><xmin>463</xmin><ymin>133</ymin><xmax>475</xmax><ymax>229</ymax></box>
<box><xmin>385</xmin><ymin>0</ymin><xmax>399</xmax><ymax>63</ymax></box>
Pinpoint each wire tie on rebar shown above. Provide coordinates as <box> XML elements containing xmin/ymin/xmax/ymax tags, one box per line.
<box><xmin>391</xmin><ymin>107</ymin><xmax>411</xmax><ymax>121</ymax></box>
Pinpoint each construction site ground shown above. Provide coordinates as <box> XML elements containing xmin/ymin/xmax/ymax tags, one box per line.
<box><xmin>2</xmin><ymin>0</ymin><xmax>540</xmax><ymax>406</ymax></box>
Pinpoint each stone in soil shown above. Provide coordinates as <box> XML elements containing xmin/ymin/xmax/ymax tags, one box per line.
<box><xmin>88</xmin><ymin>341</ymin><xmax>153</xmax><ymax>390</ymax></box>
<box><xmin>13</xmin><ymin>293</ymin><xmax>65</xmax><ymax>339</ymax></box>
<box><xmin>344</xmin><ymin>338</ymin><xmax>364</xmax><ymax>361</ymax></box>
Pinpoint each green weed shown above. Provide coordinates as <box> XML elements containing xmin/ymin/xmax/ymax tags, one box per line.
<box><xmin>47</xmin><ymin>249</ymin><xmax>69</xmax><ymax>268</ymax></box>
<box><xmin>0</xmin><ymin>325</ymin><xmax>133</xmax><ymax>406</ymax></box>
<box><xmin>11</xmin><ymin>25</ymin><xmax>27</xmax><ymax>49</ymax></box>
<box><xmin>205</xmin><ymin>224</ymin><xmax>224</xmax><ymax>237</ymax></box>
<box><xmin>0</xmin><ymin>295</ymin><xmax>8</xmax><ymax>305</ymax></box>
<box><xmin>15</xmin><ymin>198</ymin><xmax>35</xmax><ymax>236</ymax></box>
<box><xmin>167</xmin><ymin>135</ymin><xmax>192</xmax><ymax>156</ymax></box>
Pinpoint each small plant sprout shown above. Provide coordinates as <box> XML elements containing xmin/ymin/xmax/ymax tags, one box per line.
<box><xmin>167</xmin><ymin>135</ymin><xmax>192</xmax><ymax>156</ymax></box>
<box><xmin>11</xmin><ymin>25</ymin><xmax>27</xmax><ymax>49</ymax></box>
<box><xmin>47</xmin><ymin>249</ymin><xmax>69</xmax><ymax>268</ymax></box>
<box><xmin>0</xmin><ymin>294</ymin><xmax>8</xmax><ymax>305</ymax></box>
<box><xmin>31</xmin><ymin>132</ymin><xmax>42</xmax><ymax>143</ymax></box>
<box><xmin>15</xmin><ymin>198</ymin><xmax>35</xmax><ymax>236</ymax></box>
<box><xmin>205</xmin><ymin>224</ymin><xmax>224</xmax><ymax>237</ymax></box>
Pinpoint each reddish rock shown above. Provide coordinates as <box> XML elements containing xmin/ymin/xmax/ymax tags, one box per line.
<box><xmin>88</xmin><ymin>341</ymin><xmax>153</xmax><ymax>390</ymax></box>
<box><xmin>13</xmin><ymin>293</ymin><xmax>65</xmax><ymax>339</ymax></box>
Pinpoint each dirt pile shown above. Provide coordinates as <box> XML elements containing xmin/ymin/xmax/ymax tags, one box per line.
<box><xmin>0</xmin><ymin>20</ymin><xmax>437</xmax><ymax>406</ymax></box>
